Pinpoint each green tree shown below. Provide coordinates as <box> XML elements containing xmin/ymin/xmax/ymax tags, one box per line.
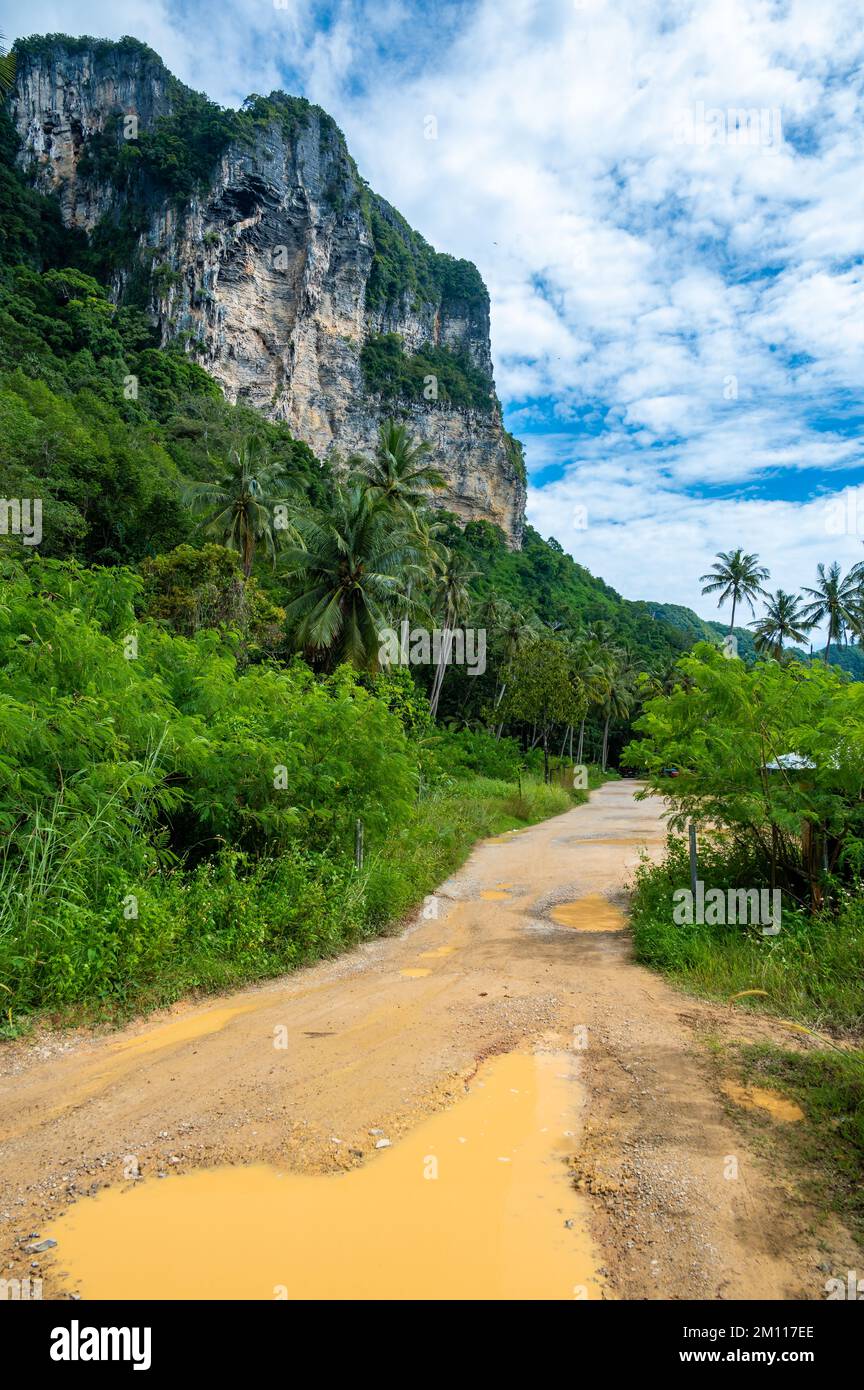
<box><xmin>700</xmin><ymin>549</ymin><xmax>770</xmax><ymax>634</ymax></box>
<box><xmin>350</xmin><ymin>421</ymin><xmax>444</xmax><ymax>516</ymax></box>
<box><xmin>750</xmin><ymin>590</ymin><xmax>815</xmax><ymax>660</ymax></box>
<box><xmin>625</xmin><ymin>642</ymin><xmax>864</xmax><ymax>908</ymax></box>
<box><xmin>140</xmin><ymin>543</ymin><xmax>285</xmax><ymax>657</ymax></box>
<box><xmin>185</xmin><ymin>443</ymin><xmax>298</xmax><ymax>577</ymax></box>
<box><xmin>572</xmin><ymin>633</ymin><xmax>611</xmax><ymax>764</ymax></box>
<box><xmin>801</xmin><ymin>563</ymin><xmax>862</xmax><ymax>662</ymax></box>
<box><xmin>598</xmin><ymin>649</ymin><xmax>640</xmax><ymax>771</ymax></box>
<box><xmin>501</xmin><ymin>634</ymin><xmax>578</xmax><ymax>782</ymax></box>
<box><xmin>428</xmin><ymin>550</ymin><xmax>478</xmax><ymax>719</ymax></box>
<box><xmin>0</xmin><ymin>34</ymin><xmax>16</xmax><ymax>96</ymax></box>
<box><xmin>489</xmin><ymin>601</ymin><xmax>537</xmax><ymax>737</ymax></box>
<box><xmin>281</xmin><ymin>484</ymin><xmax>427</xmax><ymax>671</ymax></box>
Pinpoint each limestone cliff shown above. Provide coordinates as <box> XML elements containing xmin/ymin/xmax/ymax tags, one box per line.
<box><xmin>10</xmin><ymin>35</ymin><xmax>525</xmax><ymax>543</ymax></box>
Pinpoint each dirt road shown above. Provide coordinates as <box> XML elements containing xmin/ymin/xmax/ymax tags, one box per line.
<box><xmin>0</xmin><ymin>782</ymin><xmax>856</xmax><ymax>1299</ymax></box>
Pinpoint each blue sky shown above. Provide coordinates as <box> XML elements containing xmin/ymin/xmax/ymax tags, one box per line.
<box><xmin>8</xmin><ymin>0</ymin><xmax>864</xmax><ymax>624</ymax></box>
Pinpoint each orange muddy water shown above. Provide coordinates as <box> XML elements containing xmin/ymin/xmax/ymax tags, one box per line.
<box><xmin>549</xmin><ymin>895</ymin><xmax>626</xmax><ymax>932</ymax></box>
<box><xmin>720</xmin><ymin>1081</ymin><xmax>805</xmax><ymax>1124</ymax></box>
<box><xmin>46</xmin><ymin>1050</ymin><xmax>602</xmax><ymax>1301</ymax></box>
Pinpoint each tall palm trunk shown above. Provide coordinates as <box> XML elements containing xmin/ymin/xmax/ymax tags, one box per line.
<box><xmin>576</xmin><ymin>717</ymin><xmax>586</xmax><ymax>764</ymax></box>
<box><xmin>824</xmin><ymin>618</ymin><xmax>834</xmax><ymax>665</ymax></box>
<box><xmin>601</xmin><ymin>712</ymin><xmax>611</xmax><ymax>771</ymax></box>
<box><xmin>728</xmin><ymin>593</ymin><xmax>737</xmax><ymax>636</ymax></box>
<box><xmin>242</xmin><ymin>522</ymin><xmax>254</xmax><ymax>578</ymax></box>
<box><xmin>494</xmin><ymin>680</ymin><xmax>507</xmax><ymax>740</ymax></box>
<box><xmin>429</xmin><ymin>618</ymin><xmax>456</xmax><ymax>719</ymax></box>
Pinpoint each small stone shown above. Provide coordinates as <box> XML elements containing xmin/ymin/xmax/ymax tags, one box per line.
<box><xmin>374</xmin><ymin>1139</ymin><xmax>391</xmax><ymax>1149</ymax></box>
<box><xmin>25</xmin><ymin>1239</ymin><xmax>56</xmax><ymax>1253</ymax></box>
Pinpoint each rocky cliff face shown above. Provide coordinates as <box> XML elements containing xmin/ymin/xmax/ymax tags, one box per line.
<box><xmin>10</xmin><ymin>37</ymin><xmax>525</xmax><ymax>544</ymax></box>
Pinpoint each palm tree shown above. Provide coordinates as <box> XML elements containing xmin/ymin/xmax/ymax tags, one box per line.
<box><xmin>490</xmin><ymin>602</ymin><xmax>536</xmax><ymax>736</ymax></box>
<box><xmin>700</xmin><ymin>549</ymin><xmax>770</xmax><ymax>634</ymax></box>
<box><xmin>0</xmin><ymin>34</ymin><xmax>16</xmax><ymax>96</ymax></box>
<box><xmin>350</xmin><ymin>422</ymin><xmax>444</xmax><ymax>516</ymax></box>
<box><xmin>584</xmin><ymin>619</ymin><xmax>614</xmax><ymax>646</ymax></box>
<box><xmin>598</xmin><ymin>650</ymin><xmax>638</xmax><ymax>772</ymax></box>
<box><xmin>571</xmin><ymin>633</ymin><xmax>609</xmax><ymax>764</ymax></box>
<box><xmin>186</xmin><ymin>444</ymin><xmax>297</xmax><ymax>577</ymax></box>
<box><xmin>801</xmin><ymin>563</ymin><xmax>863</xmax><ymax>663</ymax></box>
<box><xmin>846</xmin><ymin>549</ymin><xmax>864</xmax><ymax>609</ymax></box>
<box><xmin>750</xmin><ymin>590</ymin><xmax>815</xmax><ymax>659</ymax></box>
<box><xmin>406</xmin><ymin>507</ymin><xmax>448</xmax><ymax>592</ymax></box>
<box><xmin>281</xmin><ymin>485</ymin><xmax>428</xmax><ymax>670</ymax></box>
<box><xmin>428</xmin><ymin>551</ymin><xmax>478</xmax><ymax>718</ymax></box>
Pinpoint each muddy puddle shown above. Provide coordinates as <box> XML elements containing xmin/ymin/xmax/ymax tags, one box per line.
<box><xmin>549</xmin><ymin>894</ymin><xmax>626</xmax><ymax>932</ymax></box>
<box><xmin>720</xmin><ymin>1080</ymin><xmax>804</xmax><ymax>1123</ymax></box>
<box><xmin>568</xmin><ymin>837</ymin><xmax>663</xmax><ymax>848</ymax></box>
<box><xmin>45</xmin><ymin>1050</ymin><xmax>601</xmax><ymax>1300</ymax></box>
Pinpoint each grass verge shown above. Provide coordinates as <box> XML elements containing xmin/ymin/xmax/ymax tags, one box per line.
<box><xmin>629</xmin><ymin>836</ymin><xmax>864</xmax><ymax>1037</ymax></box>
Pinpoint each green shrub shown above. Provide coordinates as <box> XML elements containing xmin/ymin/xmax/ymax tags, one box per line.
<box><xmin>629</xmin><ymin>837</ymin><xmax>864</xmax><ymax>1036</ymax></box>
<box><xmin>360</xmin><ymin>332</ymin><xmax>493</xmax><ymax>412</ymax></box>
